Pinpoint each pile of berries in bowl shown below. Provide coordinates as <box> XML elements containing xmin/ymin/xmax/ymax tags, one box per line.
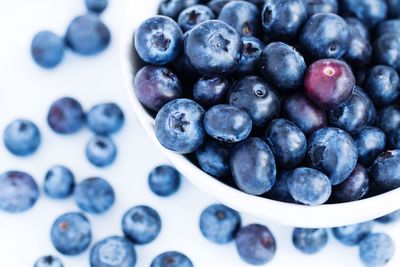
<box><xmin>120</xmin><ymin>0</ymin><xmax>400</xmax><ymax>227</ymax></box>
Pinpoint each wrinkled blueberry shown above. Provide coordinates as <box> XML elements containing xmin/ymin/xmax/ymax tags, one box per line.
<box><xmin>196</xmin><ymin>139</ymin><xmax>231</xmax><ymax>177</ymax></box>
<box><xmin>151</xmin><ymin>251</ymin><xmax>193</xmax><ymax>267</ymax></box>
<box><xmin>85</xmin><ymin>136</ymin><xmax>117</xmax><ymax>167</ymax></box>
<box><xmin>365</xmin><ymin>65</ymin><xmax>400</xmax><ymax>107</ymax></box>
<box><xmin>332</xmin><ymin>222</ymin><xmax>373</xmax><ymax>246</ymax></box>
<box><xmin>333</xmin><ymin>164</ymin><xmax>369</xmax><ymax>202</ymax></box>
<box><xmin>148</xmin><ymin>165</ymin><xmax>181</xmax><ymax>197</ymax></box>
<box><xmin>31</xmin><ymin>31</ymin><xmax>64</xmax><ymax>68</ymax></box>
<box><xmin>292</xmin><ymin>228</ymin><xmax>328</xmax><ymax>254</ymax></box>
<box><xmin>370</xmin><ymin>150</ymin><xmax>400</xmax><ymax>191</ymax></box>
<box><xmin>193</xmin><ymin>76</ymin><xmax>230</xmax><ymax>108</ymax></box>
<box><xmin>218</xmin><ymin>1</ymin><xmax>260</xmax><ymax>36</ymax></box>
<box><xmin>90</xmin><ymin>236</ymin><xmax>136</xmax><ymax>267</ymax></box>
<box><xmin>359</xmin><ymin>233</ymin><xmax>395</xmax><ymax>267</ymax></box>
<box><xmin>34</xmin><ymin>255</ymin><xmax>63</xmax><ymax>267</ymax></box>
<box><xmin>178</xmin><ymin>5</ymin><xmax>215</xmax><ymax>32</ymax></box>
<box><xmin>3</xmin><ymin>119</ymin><xmax>41</xmax><ymax>156</ymax></box>
<box><xmin>87</xmin><ymin>103</ymin><xmax>124</xmax><ymax>135</ymax></box>
<box><xmin>47</xmin><ymin>97</ymin><xmax>85</xmax><ymax>134</ymax></box>
<box><xmin>44</xmin><ymin>165</ymin><xmax>75</xmax><ymax>199</ymax></box>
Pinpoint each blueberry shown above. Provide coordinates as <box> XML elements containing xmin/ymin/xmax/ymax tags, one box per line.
<box><xmin>178</xmin><ymin>5</ymin><xmax>215</xmax><ymax>32</ymax></box>
<box><xmin>0</xmin><ymin>171</ymin><xmax>39</xmax><ymax>213</ymax></box>
<box><xmin>207</xmin><ymin>0</ymin><xmax>230</xmax><ymax>14</ymax></box>
<box><xmin>235</xmin><ymin>224</ymin><xmax>276</xmax><ymax>265</ymax></box>
<box><xmin>31</xmin><ymin>31</ymin><xmax>64</xmax><ymax>68</ymax></box>
<box><xmin>228</xmin><ymin>76</ymin><xmax>281</xmax><ymax>128</ymax></box>
<box><xmin>3</xmin><ymin>119</ymin><xmax>41</xmax><ymax>156</ymax></box>
<box><xmin>377</xmin><ymin>105</ymin><xmax>400</xmax><ymax>134</ymax></box>
<box><xmin>204</xmin><ymin>104</ymin><xmax>252</xmax><ymax>143</ymax></box>
<box><xmin>387</xmin><ymin>0</ymin><xmax>400</xmax><ymax>18</ymax></box>
<box><xmin>122</xmin><ymin>205</ymin><xmax>161</xmax><ymax>245</ymax></box>
<box><xmin>65</xmin><ymin>14</ymin><xmax>110</xmax><ymax>55</ymax></box>
<box><xmin>304</xmin><ymin>0</ymin><xmax>338</xmax><ymax>16</ymax></box>
<box><xmin>287</xmin><ymin>167</ymin><xmax>331</xmax><ymax>206</ymax></box>
<box><xmin>375</xmin><ymin>210</ymin><xmax>400</xmax><ymax>224</ymax></box>
<box><xmin>230</xmin><ymin>137</ymin><xmax>277</xmax><ymax>195</ymax></box>
<box><xmin>44</xmin><ymin>165</ymin><xmax>75</xmax><ymax>199</ymax></box>
<box><xmin>266</xmin><ymin>170</ymin><xmax>295</xmax><ymax>203</ymax></box>
<box><xmin>237</xmin><ymin>37</ymin><xmax>264</xmax><ymax>75</ymax></box>
<box><xmin>333</xmin><ymin>164</ymin><xmax>369</xmax><ymax>202</ymax></box>
<box><xmin>90</xmin><ymin>236</ymin><xmax>136</xmax><ymax>267</ymax></box>
<box><xmin>159</xmin><ymin>0</ymin><xmax>199</xmax><ymax>18</ymax></box>
<box><xmin>265</xmin><ymin>119</ymin><xmax>307</xmax><ymax>168</ymax></box>
<box><xmin>135</xmin><ymin>16</ymin><xmax>183</xmax><ymax>65</ymax></box>
<box><xmin>151</xmin><ymin>251</ymin><xmax>193</xmax><ymax>267</ymax></box>
<box><xmin>370</xmin><ymin>150</ymin><xmax>400</xmax><ymax>191</ymax></box>
<box><xmin>345</xmin><ymin>17</ymin><xmax>369</xmax><ymax>40</ymax></box>
<box><xmin>292</xmin><ymin>228</ymin><xmax>328</xmax><ymax>254</ymax></box>
<box><xmin>196</xmin><ymin>139</ymin><xmax>231</xmax><ymax>177</ymax></box>
<box><xmin>193</xmin><ymin>76</ymin><xmax>230</xmax><ymax>108</ymax></box>
<box><xmin>389</xmin><ymin>128</ymin><xmax>400</xmax><ymax>149</ymax></box>
<box><xmin>199</xmin><ymin>204</ymin><xmax>241</xmax><ymax>244</ymax></box>
<box><xmin>341</xmin><ymin>0</ymin><xmax>387</xmax><ymax>28</ymax></box>
<box><xmin>74</xmin><ymin>177</ymin><xmax>115</xmax><ymax>214</ymax></box>
<box><xmin>307</xmin><ymin>127</ymin><xmax>358</xmax><ymax>185</ymax></box>
<box><xmin>355</xmin><ymin>86</ymin><xmax>376</xmax><ymax>126</ymax></box>
<box><xmin>373</xmin><ymin>34</ymin><xmax>400</xmax><ymax>72</ymax></box>
<box><xmin>282</xmin><ymin>93</ymin><xmax>327</xmax><ymax>136</ymax></box>
<box><xmin>218</xmin><ymin>1</ymin><xmax>260</xmax><ymax>36</ymax></box>
<box><xmin>87</xmin><ymin>103</ymin><xmax>124</xmax><ymax>135</ymax></box>
<box><xmin>359</xmin><ymin>233</ymin><xmax>395</xmax><ymax>267</ymax></box>
<box><xmin>332</xmin><ymin>222</ymin><xmax>373</xmax><ymax>246</ymax></box>
<box><xmin>47</xmin><ymin>97</ymin><xmax>85</xmax><ymax>134</ymax></box>
<box><xmin>86</xmin><ymin>136</ymin><xmax>117</xmax><ymax>167</ymax></box>
<box><xmin>259</xmin><ymin>42</ymin><xmax>306</xmax><ymax>93</ymax></box>
<box><xmin>300</xmin><ymin>13</ymin><xmax>349</xmax><ymax>59</ymax></box>
<box><xmin>184</xmin><ymin>20</ymin><xmax>241</xmax><ymax>76</ymax></box>
<box><xmin>148</xmin><ymin>165</ymin><xmax>181</xmax><ymax>197</ymax></box>
<box><xmin>261</xmin><ymin>0</ymin><xmax>307</xmax><ymax>41</ymax></box>
<box><xmin>50</xmin><ymin>212</ymin><xmax>92</xmax><ymax>256</ymax></box>
<box><xmin>85</xmin><ymin>0</ymin><xmax>108</xmax><ymax>13</ymax></box>
<box><xmin>365</xmin><ymin>65</ymin><xmax>400</xmax><ymax>107</ymax></box>
<box><xmin>34</xmin><ymin>255</ymin><xmax>63</xmax><ymax>267</ymax></box>
<box><xmin>376</xmin><ymin>19</ymin><xmax>400</xmax><ymax>38</ymax></box>
<box><xmin>344</xmin><ymin>20</ymin><xmax>372</xmax><ymax>66</ymax></box>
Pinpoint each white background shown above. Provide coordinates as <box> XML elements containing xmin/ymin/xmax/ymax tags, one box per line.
<box><xmin>0</xmin><ymin>0</ymin><xmax>398</xmax><ymax>266</ymax></box>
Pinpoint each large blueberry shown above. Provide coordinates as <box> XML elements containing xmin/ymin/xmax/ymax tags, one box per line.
<box><xmin>292</xmin><ymin>228</ymin><xmax>328</xmax><ymax>254</ymax></box>
<box><xmin>3</xmin><ymin>119</ymin><xmax>41</xmax><ymax>156</ymax></box>
<box><xmin>31</xmin><ymin>31</ymin><xmax>64</xmax><ymax>68</ymax></box>
<box><xmin>341</xmin><ymin>0</ymin><xmax>387</xmax><ymax>28</ymax></box>
<box><xmin>389</xmin><ymin>128</ymin><xmax>400</xmax><ymax>149</ymax></box>
<box><xmin>155</xmin><ymin>99</ymin><xmax>205</xmax><ymax>154</ymax></box>
<box><xmin>196</xmin><ymin>139</ymin><xmax>231</xmax><ymax>177</ymax></box>
<box><xmin>237</xmin><ymin>37</ymin><xmax>264</xmax><ymax>75</ymax></box>
<box><xmin>304</xmin><ymin>0</ymin><xmax>338</xmax><ymax>15</ymax></box>
<box><xmin>228</xmin><ymin>76</ymin><xmax>281</xmax><ymax>128</ymax></box>
<box><xmin>34</xmin><ymin>256</ymin><xmax>64</xmax><ymax>267</ymax></box>
<box><xmin>308</xmin><ymin>127</ymin><xmax>358</xmax><ymax>185</ymax></box>
<box><xmin>266</xmin><ymin>170</ymin><xmax>295</xmax><ymax>203</ymax></box>
<box><xmin>90</xmin><ymin>236</ymin><xmax>136</xmax><ymax>267</ymax></box>
<box><xmin>0</xmin><ymin>171</ymin><xmax>39</xmax><ymax>213</ymax></box>
<box><xmin>365</xmin><ymin>65</ymin><xmax>400</xmax><ymax>107</ymax></box>
<box><xmin>47</xmin><ymin>97</ymin><xmax>85</xmax><ymax>134</ymax></box>
<box><xmin>259</xmin><ymin>42</ymin><xmax>306</xmax><ymax>93</ymax></box>
<box><xmin>87</xmin><ymin>103</ymin><xmax>124</xmax><ymax>135</ymax></box>
<box><xmin>151</xmin><ymin>251</ymin><xmax>193</xmax><ymax>267</ymax></box>
<box><xmin>178</xmin><ymin>5</ymin><xmax>215</xmax><ymax>32</ymax></box>
<box><xmin>376</xmin><ymin>210</ymin><xmax>400</xmax><ymax>224</ymax></box>
<box><xmin>44</xmin><ymin>165</ymin><xmax>75</xmax><ymax>199</ymax></box>
<box><xmin>158</xmin><ymin>0</ymin><xmax>199</xmax><ymax>18</ymax></box>
<box><xmin>85</xmin><ymin>136</ymin><xmax>117</xmax><ymax>168</ymax></box>
<box><xmin>359</xmin><ymin>233</ymin><xmax>395</xmax><ymax>267</ymax></box>
<box><xmin>370</xmin><ymin>150</ymin><xmax>400</xmax><ymax>190</ymax></box>
<box><xmin>148</xmin><ymin>165</ymin><xmax>181</xmax><ymax>197</ymax></box>
<box><xmin>230</xmin><ymin>137</ymin><xmax>276</xmax><ymax>195</ymax></box>
<box><xmin>332</xmin><ymin>222</ymin><xmax>373</xmax><ymax>246</ymax></box>
<box><xmin>184</xmin><ymin>20</ymin><xmax>241</xmax><ymax>76</ymax></box>
<box><xmin>193</xmin><ymin>76</ymin><xmax>230</xmax><ymax>108</ymax></box>
<box><xmin>332</xmin><ymin>164</ymin><xmax>369</xmax><ymax>202</ymax></box>
<box><xmin>373</xmin><ymin>34</ymin><xmax>400</xmax><ymax>72</ymax></box>
<box><xmin>377</xmin><ymin>105</ymin><xmax>400</xmax><ymax>134</ymax></box>
<box><xmin>135</xmin><ymin>16</ymin><xmax>183</xmax><ymax>65</ymax></box>
<box><xmin>218</xmin><ymin>1</ymin><xmax>260</xmax><ymax>36</ymax></box>
<box><xmin>85</xmin><ymin>0</ymin><xmax>108</xmax><ymax>13</ymax></box>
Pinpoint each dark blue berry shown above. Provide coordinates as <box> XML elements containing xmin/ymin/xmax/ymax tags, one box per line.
<box><xmin>344</xmin><ymin>20</ymin><xmax>372</xmax><ymax>66</ymax></box>
<box><xmin>375</xmin><ymin>210</ymin><xmax>400</xmax><ymax>224</ymax></box>
<box><xmin>370</xmin><ymin>150</ymin><xmax>400</xmax><ymax>190</ymax></box>
<box><xmin>74</xmin><ymin>177</ymin><xmax>115</xmax><ymax>214</ymax></box>
<box><xmin>90</xmin><ymin>236</ymin><xmax>136</xmax><ymax>267</ymax></box>
<box><xmin>50</xmin><ymin>212</ymin><xmax>92</xmax><ymax>256</ymax></box>
<box><xmin>341</xmin><ymin>0</ymin><xmax>388</xmax><ymax>28</ymax></box>
<box><xmin>376</xmin><ymin>19</ymin><xmax>400</xmax><ymax>38</ymax></box>
<box><xmin>85</xmin><ymin>0</ymin><xmax>108</xmax><ymax>13</ymax></box>
<box><xmin>148</xmin><ymin>165</ymin><xmax>181</xmax><ymax>197</ymax></box>
<box><xmin>332</xmin><ymin>222</ymin><xmax>372</xmax><ymax>246</ymax></box>
<box><xmin>304</xmin><ymin>0</ymin><xmax>338</xmax><ymax>16</ymax></box>
<box><xmin>237</xmin><ymin>37</ymin><xmax>264</xmax><ymax>75</ymax></box>
<box><xmin>218</xmin><ymin>1</ymin><xmax>260</xmax><ymax>36</ymax></box>
<box><xmin>34</xmin><ymin>256</ymin><xmax>63</xmax><ymax>267</ymax></box>
<box><xmin>359</xmin><ymin>233</ymin><xmax>395</xmax><ymax>267</ymax></box>
<box><xmin>31</xmin><ymin>31</ymin><xmax>64</xmax><ymax>68</ymax></box>
<box><xmin>193</xmin><ymin>76</ymin><xmax>230</xmax><ymax>108</ymax></box>
<box><xmin>333</xmin><ymin>164</ymin><xmax>369</xmax><ymax>202</ymax></box>
<box><xmin>377</xmin><ymin>105</ymin><xmax>400</xmax><ymax>134</ymax></box>
<box><xmin>122</xmin><ymin>205</ymin><xmax>161</xmax><ymax>245</ymax></box>
<box><xmin>389</xmin><ymin>128</ymin><xmax>400</xmax><ymax>149</ymax></box>
<box><xmin>159</xmin><ymin>0</ymin><xmax>199</xmax><ymax>18</ymax></box>
<box><xmin>373</xmin><ymin>34</ymin><xmax>400</xmax><ymax>72</ymax></box>
<box><xmin>3</xmin><ymin>119</ymin><xmax>41</xmax><ymax>156</ymax></box>
<box><xmin>86</xmin><ymin>136</ymin><xmax>117</xmax><ymax>167</ymax></box>
<box><xmin>266</xmin><ymin>170</ymin><xmax>295</xmax><ymax>203</ymax></box>
<box><xmin>87</xmin><ymin>103</ymin><xmax>124</xmax><ymax>135</ymax></box>
<box><xmin>195</xmin><ymin>139</ymin><xmax>231</xmax><ymax>177</ymax></box>
<box><xmin>151</xmin><ymin>251</ymin><xmax>193</xmax><ymax>267</ymax></box>
<box><xmin>292</xmin><ymin>228</ymin><xmax>328</xmax><ymax>254</ymax></box>
<box><xmin>178</xmin><ymin>5</ymin><xmax>215</xmax><ymax>32</ymax></box>
<box><xmin>365</xmin><ymin>65</ymin><xmax>400</xmax><ymax>107</ymax></box>
<box><xmin>47</xmin><ymin>97</ymin><xmax>85</xmax><ymax>134</ymax></box>
<box><xmin>345</xmin><ymin>17</ymin><xmax>369</xmax><ymax>39</ymax></box>
<box><xmin>44</xmin><ymin>165</ymin><xmax>75</xmax><ymax>199</ymax></box>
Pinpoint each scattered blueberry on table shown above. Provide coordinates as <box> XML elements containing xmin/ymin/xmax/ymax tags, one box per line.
<box><xmin>47</xmin><ymin>97</ymin><xmax>85</xmax><ymax>134</ymax></box>
<box><xmin>148</xmin><ymin>165</ymin><xmax>181</xmax><ymax>197</ymax></box>
<box><xmin>90</xmin><ymin>236</ymin><xmax>137</xmax><ymax>267</ymax></box>
<box><xmin>151</xmin><ymin>251</ymin><xmax>194</xmax><ymax>267</ymax></box>
<box><xmin>31</xmin><ymin>31</ymin><xmax>65</xmax><ymax>69</ymax></box>
<box><xmin>34</xmin><ymin>255</ymin><xmax>64</xmax><ymax>267</ymax></box>
<box><xmin>359</xmin><ymin>233</ymin><xmax>395</xmax><ymax>267</ymax></box>
<box><xmin>332</xmin><ymin>222</ymin><xmax>373</xmax><ymax>246</ymax></box>
<box><xmin>44</xmin><ymin>165</ymin><xmax>75</xmax><ymax>199</ymax></box>
<box><xmin>3</xmin><ymin>119</ymin><xmax>41</xmax><ymax>156</ymax></box>
<box><xmin>87</xmin><ymin>102</ymin><xmax>125</xmax><ymax>135</ymax></box>
<box><xmin>292</xmin><ymin>228</ymin><xmax>328</xmax><ymax>255</ymax></box>
<box><xmin>85</xmin><ymin>135</ymin><xmax>117</xmax><ymax>167</ymax></box>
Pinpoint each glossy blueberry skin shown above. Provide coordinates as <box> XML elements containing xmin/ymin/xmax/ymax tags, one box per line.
<box><xmin>196</xmin><ymin>139</ymin><xmax>231</xmax><ymax>177</ymax></box>
<box><xmin>237</xmin><ymin>37</ymin><xmax>264</xmax><ymax>75</ymax></box>
<box><xmin>0</xmin><ymin>171</ymin><xmax>39</xmax><ymax>213</ymax></box>
<box><xmin>307</xmin><ymin>127</ymin><xmax>358</xmax><ymax>185</ymax></box>
<box><xmin>259</xmin><ymin>42</ymin><xmax>306</xmax><ymax>93</ymax></box>
<box><xmin>151</xmin><ymin>251</ymin><xmax>193</xmax><ymax>267</ymax></box>
<box><xmin>359</xmin><ymin>233</ymin><xmax>395</xmax><ymax>267</ymax></box>
<box><xmin>34</xmin><ymin>255</ymin><xmax>64</xmax><ymax>267</ymax></box>
<box><xmin>376</xmin><ymin>19</ymin><xmax>400</xmax><ymax>38</ymax></box>
<box><xmin>3</xmin><ymin>119</ymin><xmax>41</xmax><ymax>156</ymax></box>
<box><xmin>305</xmin><ymin>59</ymin><xmax>355</xmax><ymax>109</ymax></box>
<box><xmin>328</xmin><ymin>88</ymin><xmax>369</xmax><ymax>134</ymax></box>
<box><xmin>122</xmin><ymin>205</ymin><xmax>161</xmax><ymax>245</ymax></box>
<box><xmin>159</xmin><ymin>0</ymin><xmax>199</xmax><ymax>18</ymax></box>
<box><xmin>193</xmin><ymin>76</ymin><xmax>230</xmax><ymax>108</ymax></box>
<box><xmin>265</xmin><ymin>119</ymin><xmax>307</xmax><ymax>168</ymax></box>
<box><xmin>184</xmin><ymin>20</ymin><xmax>241</xmax><ymax>76</ymax></box>
<box><xmin>66</xmin><ymin>15</ymin><xmax>110</xmax><ymax>55</ymax></box>
<box><xmin>230</xmin><ymin>137</ymin><xmax>277</xmax><ymax>195</ymax></box>
<box><xmin>304</xmin><ymin>0</ymin><xmax>338</xmax><ymax>15</ymax></box>
<box><xmin>376</xmin><ymin>209</ymin><xmax>400</xmax><ymax>224</ymax></box>
<box><xmin>373</xmin><ymin>34</ymin><xmax>400</xmax><ymax>72</ymax></box>
<box><xmin>333</xmin><ymin>164</ymin><xmax>369</xmax><ymax>202</ymax></box>
<box><xmin>341</xmin><ymin>0</ymin><xmax>387</xmax><ymax>28</ymax></box>
<box><xmin>86</xmin><ymin>136</ymin><xmax>117</xmax><ymax>167</ymax></box>
<box><xmin>85</xmin><ymin>0</ymin><xmax>108</xmax><ymax>13</ymax></box>
<box><xmin>377</xmin><ymin>105</ymin><xmax>400</xmax><ymax>134</ymax></box>
<box><xmin>90</xmin><ymin>236</ymin><xmax>136</xmax><ymax>267</ymax></box>
<box><xmin>235</xmin><ymin>224</ymin><xmax>276</xmax><ymax>265</ymax></box>
<box><xmin>44</xmin><ymin>166</ymin><xmax>75</xmax><ymax>199</ymax></box>
<box><xmin>355</xmin><ymin>86</ymin><xmax>376</xmax><ymax>126</ymax></box>
<box><xmin>389</xmin><ymin>128</ymin><xmax>400</xmax><ymax>149</ymax></box>
<box><xmin>332</xmin><ymin>222</ymin><xmax>372</xmax><ymax>246</ymax></box>
<box><xmin>204</xmin><ymin>104</ymin><xmax>252</xmax><ymax>143</ymax></box>
<box><xmin>87</xmin><ymin>103</ymin><xmax>124</xmax><ymax>135</ymax></box>
<box><xmin>266</xmin><ymin>170</ymin><xmax>294</xmax><ymax>203</ymax></box>
<box><xmin>300</xmin><ymin>13</ymin><xmax>349</xmax><ymax>59</ymax></box>
<box><xmin>283</xmin><ymin>93</ymin><xmax>327</xmax><ymax>136</ymax></box>
<box><xmin>50</xmin><ymin>212</ymin><xmax>92</xmax><ymax>256</ymax></box>
<box><xmin>287</xmin><ymin>167</ymin><xmax>331</xmax><ymax>206</ymax></box>
<box><xmin>155</xmin><ymin>99</ymin><xmax>205</xmax><ymax>154</ymax></box>
<box><xmin>228</xmin><ymin>76</ymin><xmax>281</xmax><ymax>128</ymax></box>
<box><xmin>178</xmin><ymin>5</ymin><xmax>215</xmax><ymax>32</ymax></box>
<box><xmin>370</xmin><ymin>150</ymin><xmax>400</xmax><ymax>190</ymax></box>
<box><xmin>262</xmin><ymin>0</ymin><xmax>307</xmax><ymax>41</ymax></box>
<box><xmin>354</xmin><ymin>127</ymin><xmax>387</xmax><ymax>167</ymax></box>
<box><xmin>135</xmin><ymin>16</ymin><xmax>183</xmax><ymax>65</ymax></box>
<box><xmin>199</xmin><ymin>204</ymin><xmax>241</xmax><ymax>244</ymax></box>
<box><xmin>74</xmin><ymin>177</ymin><xmax>115</xmax><ymax>214</ymax></box>
<box><xmin>148</xmin><ymin>165</ymin><xmax>181</xmax><ymax>197</ymax></box>
<box><xmin>292</xmin><ymin>228</ymin><xmax>328</xmax><ymax>254</ymax></box>
<box><xmin>47</xmin><ymin>97</ymin><xmax>85</xmax><ymax>134</ymax></box>
<box><xmin>344</xmin><ymin>21</ymin><xmax>372</xmax><ymax>66</ymax></box>
<box><xmin>218</xmin><ymin>1</ymin><xmax>260</xmax><ymax>36</ymax></box>
<box><xmin>31</xmin><ymin>31</ymin><xmax>64</xmax><ymax>68</ymax></box>
<box><xmin>365</xmin><ymin>65</ymin><xmax>400</xmax><ymax>107</ymax></box>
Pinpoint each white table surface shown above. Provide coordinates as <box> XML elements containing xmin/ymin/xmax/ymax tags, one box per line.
<box><xmin>0</xmin><ymin>0</ymin><xmax>399</xmax><ymax>266</ymax></box>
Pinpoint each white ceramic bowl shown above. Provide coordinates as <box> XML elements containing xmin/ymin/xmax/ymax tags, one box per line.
<box><xmin>119</xmin><ymin>0</ymin><xmax>400</xmax><ymax>228</ymax></box>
